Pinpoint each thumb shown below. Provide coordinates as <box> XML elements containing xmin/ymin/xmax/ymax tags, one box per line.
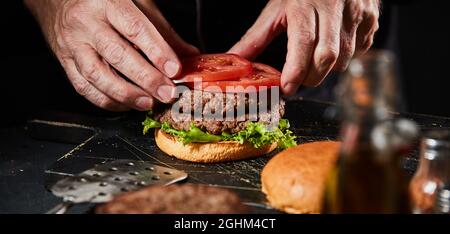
<box><xmin>228</xmin><ymin>4</ymin><xmax>283</xmax><ymax>60</ymax></box>
<box><xmin>135</xmin><ymin>0</ymin><xmax>200</xmax><ymax>57</ymax></box>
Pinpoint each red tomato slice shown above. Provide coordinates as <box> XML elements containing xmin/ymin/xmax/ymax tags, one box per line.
<box><xmin>174</xmin><ymin>54</ymin><xmax>253</xmax><ymax>83</ymax></box>
<box><xmin>185</xmin><ymin>63</ymin><xmax>281</xmax><ymax>93</ymax></box>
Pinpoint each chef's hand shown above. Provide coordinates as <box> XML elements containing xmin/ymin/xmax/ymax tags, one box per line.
<box><xmin>229</xmin><ymin>0</ymin><xmax>380</xmax><ymax>95</ymax></box>
<box><xmin>25</xmin><ymin>0</ymin><xmax>199</xmax><ymax>111</ymax></box>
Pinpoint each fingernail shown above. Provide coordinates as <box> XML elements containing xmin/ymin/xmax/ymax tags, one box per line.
<box><xmin>188</xmin><ymin>45</ymin><xmax>201</xmax><ymax>55</ymax></box>
<box><xmin>157</xmin><ymin>85</ymin><xmax>175</xmax><ymax>103</ymax></box>
<box><xmin>164</xmin><ymin>60</ymin><xmax>180</xmax><ymax>78</ymax></box>
<box><xmin>135</xmin><ymin>97</ymin><xmax>152</xmax><ymax>110</ymax></box>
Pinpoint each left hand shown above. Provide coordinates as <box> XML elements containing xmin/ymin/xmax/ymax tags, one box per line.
<box><xmin>229</xmin><ymin>0</ymin><xmax>380</xmax><ymax>95</ymax></box>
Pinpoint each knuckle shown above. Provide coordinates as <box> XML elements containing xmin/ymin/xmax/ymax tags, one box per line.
<box><xmin>72</xmin><ymin>80</ymin><xmax>90</xmax><ymax>96</ymax></box>
<box><xmin>343</xmin><ymin>1</ymin><xmax>363</xmax><ymax>31</ymax></box>
<box><xmin>363</xmin><ymin>9</ymin><xmax>379</xmax><ymax>24</ymax></box>
<box><xmin>63</xmin><ymin>10</ymin><xmax>80</xmax><ymax>26</ymax></box>
<box><xmin>318</xmin><ymin>47</ymin><xmax>339</xmax><ymax>68</ymax></box>
<box><xmin>349</xmin><ymin>0</ymin><xmax>364</xmax><ymax>17</ymax></box>
<box><xmin>150</xmin><ymin>52</ymin><xmax>165</xmax><ymax>67</ymax></box>
<box><xmin>349</xmin><ymin>19</ymin><xmax>360</xmax><ymax>31</ymax></box>
<box><xmin>82</xmin><ymin>61</ymin><xmax>103</xmax><ymax>83</ymax></box>
<box><xmin>349</xmin><ymin>9</ymin><xmax>363</xmax><ymax>25</ymax></box>
<box><xmin>363</xmin><ymin>37</ymin><xmax>374</xmax><ymax>50</ymax></box>
<box><xmin>63</xmin><ymin>3</ymin><xmax>87</xmax><ymax>27</ymax></box>
<box><xmin>140</xmin><ymin>71</ymin><xmax>163</xmax><ymax>91</ymax></box>
<box><xmin>142</xmin><ymin>45</ymin><xmax>164</xmax><ymax>67</ymax></box>
<box><xmin>125</xmin><ymin>18</ymin><xmax>145</xmax><ymax>40</ymax></box>
<box><xmin>54</xmin><ymin>33</ymin><xmax>69</xmax><ymax>51</ymax></box>
<box><xmin>296</xmin><ymin>30</ymin><xmax>316</xmax><ymax>47</ymax></box>
<box><xmin>373</xmin><ymin>22</ymin><xmax>380</xmax><ymax>32</ymax></box>
<box><xmin>341</xmin><ymin>37</ymin><xmax>355</xmax><ymax>52</ymax></box>
<box><xmin>334</xmin><ymin>62</ymin><xmax>350</xmax><ymax>72</ymax></box>
<box><xmin>135</xmin><ymin>70</ymin><xmax>152</xmax><ymax>84</ymax></box>
<box><xmin>106</xmin><ymin>0</ymin><xmax>120</xmax><ymax>5</ymax></box>
<box><xmin>338</xmin><ymin>39</ymin><xmax>355</xmax><ymax>64</ymax></box>
<box><xmin>110</xmin><ymin>86</ymin><xmax>133</xmax><ymax>103</ymax></box>
<box><xmin>98</xmin><ymin>40</ymin><xmax>126</xmax><ymax>66</ymax></box>
<box><xmin>369</xmin><ymin>13</ymin><xmax>379</xmax><ymax>24</ymax></box>
<box><xmin>58</xmin><ymin>55</ymin><xmax>72</xmax><ymax>67</ymax></box>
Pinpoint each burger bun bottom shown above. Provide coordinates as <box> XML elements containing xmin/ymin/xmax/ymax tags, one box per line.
<box><xmin>155</xmin><ymin>129</ymin><xmax>277</xmax><ymax>163</ymax></box>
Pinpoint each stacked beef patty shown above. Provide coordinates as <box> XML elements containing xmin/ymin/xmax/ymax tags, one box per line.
<box><xmin>155</xmin><ymin>90</ymin><xmax>285</xmax><ymax>135</ymax></box>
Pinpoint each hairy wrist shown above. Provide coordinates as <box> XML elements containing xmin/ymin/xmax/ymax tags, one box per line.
<box><xmin>24</xmin><ymin>0</ymin><xmax>59</xmax><ymax>45</ymax></box>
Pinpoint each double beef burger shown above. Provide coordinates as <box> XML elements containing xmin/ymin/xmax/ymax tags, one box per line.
<box><xmin>143</xmin><ymin>54</ymin><xmax>296</xmax><ymax>163</ymax></box>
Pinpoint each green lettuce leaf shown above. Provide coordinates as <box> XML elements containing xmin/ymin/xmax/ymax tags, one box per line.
<box><xmin>222</xmin><ymin>121</ymin><xmax>297</xmax><ymax>149</ymax></box>
<box><xmin>161</xmin><ymin>122</ymin><xmax>222</xmax><ymax>145</ymax></box>
<box><xmin>142</xmin><ymin>116</ymin><xmax>161</xmax><ymax>135</ymax></box>
<box><xmin>142</xmin><ymin>112</ymin><xmax>297</xmax><ymax>149</ymax></box>
<box><xmin>278</xmin><ymin>118</ymin><xmax>290</xmax><ymax>130</ymax></box>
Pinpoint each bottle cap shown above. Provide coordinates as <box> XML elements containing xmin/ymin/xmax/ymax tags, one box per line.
<box><xmin>422</xmin><ymin>130</ymin><xmax>450</xmax><ymax>160</ymax></box>
<box><xmin>434</xmin><ymin>185</ymin><xmax>450</xmax><ymax>214</ymax></box>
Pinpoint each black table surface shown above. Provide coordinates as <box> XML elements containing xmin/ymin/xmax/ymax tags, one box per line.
<box><xmin>1</xmin><ymin>98</ymin><xmax>450</xmax><ymax>214</ymax></box>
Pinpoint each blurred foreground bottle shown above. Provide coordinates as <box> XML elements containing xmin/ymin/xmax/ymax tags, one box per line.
<box><xmin>409</xmin><ymin>130</ymin><xmax>450</xmax><ymax>214</ymax></box>
<box><xmin>323</xmin><ymin>50</ymin><xmax>418</xmax><ymax>213</ymax></box>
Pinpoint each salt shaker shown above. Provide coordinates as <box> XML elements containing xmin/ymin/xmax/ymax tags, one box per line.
<box><xmin>409</xmin><ymin>130</ymin><xmax>450</xmax><ymax>214</ymax></box>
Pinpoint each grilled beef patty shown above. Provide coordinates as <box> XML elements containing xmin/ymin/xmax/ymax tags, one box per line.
<box><xmin>96</xmin><ymin>184</ymin><xmax>248</xmax><ymax>214</ymax></box>
<box><xmin>155</xmin><ymin>90</ymin><xmax>285</xmax><ymax>134</ymax></box>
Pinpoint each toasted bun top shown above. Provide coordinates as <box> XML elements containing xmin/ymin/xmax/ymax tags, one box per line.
<box><xmin>155</xmin><ymin>130</ymin><xmax>277</xmax><ymax>163</ymax></box>
<box><xmin>261</xmin><ymin>141</ymin><xmax>340</xmax><ymax>214</ymax></box>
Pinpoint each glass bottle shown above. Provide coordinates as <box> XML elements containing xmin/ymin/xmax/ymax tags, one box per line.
<box><xmin>409</xmin><ymin>130</ymin><xmax>450</xmax><ymax>214</ymax></box>
<box><xmin>323</xmin><ymin>50</ymin><xmax>418</xmax><ymax>213</ymax></box>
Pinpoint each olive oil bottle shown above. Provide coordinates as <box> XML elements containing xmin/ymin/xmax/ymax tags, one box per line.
<box><xmin>323</xmin><ymin>50</ymin><xmax>418</xmax><ymax>213</ymax></box>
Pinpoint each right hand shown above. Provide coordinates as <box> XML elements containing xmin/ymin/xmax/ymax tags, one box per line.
<box><xmin>25</xmin><ymin>0</ymin><xmax>199</xmax><ymax>111</ymax></box>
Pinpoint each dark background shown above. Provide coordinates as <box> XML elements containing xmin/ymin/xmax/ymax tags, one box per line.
<box><xmin>0</xmin><ymin>0</ymin><xmax>449</xmax><ymax>127</ymax></box>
